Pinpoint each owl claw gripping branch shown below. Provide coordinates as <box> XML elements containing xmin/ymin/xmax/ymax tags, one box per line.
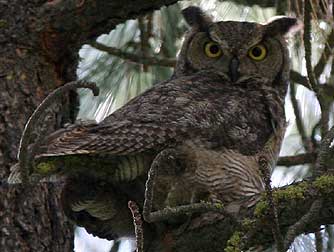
<box><xmin>11</xmin><ymin>6</ymin><xmax>300</xmax><ymax>241</ymax></box>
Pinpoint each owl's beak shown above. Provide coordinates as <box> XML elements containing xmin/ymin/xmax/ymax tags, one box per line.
<box><xmin>229</xmin><ymin>57</ymin><xmax>239</xmax><ymax>82</ymax></box>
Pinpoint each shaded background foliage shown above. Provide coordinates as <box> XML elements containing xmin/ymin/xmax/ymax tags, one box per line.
<box><xmin>72</xmin><ymin>1</ymin><xmax>334</xmax><ymax>251</ymax></box>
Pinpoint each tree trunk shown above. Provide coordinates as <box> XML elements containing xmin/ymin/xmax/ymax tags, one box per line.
<box><xmin>0</xmin><ymin>183</ymin><xmax>73</xmax><ymax>252</ymax></box>
<box><xmin>0</xmin><ymin>1</ymin><xmax>177</xmax><ymax>251</ymax></box>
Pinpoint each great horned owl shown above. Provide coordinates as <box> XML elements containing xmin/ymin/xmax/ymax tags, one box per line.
<box><xmin>32</xmin><ymin>6</ymin><xmax>298</xmax><ymax>239</ymax></box>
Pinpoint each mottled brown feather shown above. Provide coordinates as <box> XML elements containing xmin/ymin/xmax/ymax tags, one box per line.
<box><xmin>39</xmin><ymin>72</ymin><xmax>282</xmax><ymax>159</ymax></box>
<box><xmin>32</xmin><ymin>7</ymin><xmax>300</xmax><ymax>237</ymax></box>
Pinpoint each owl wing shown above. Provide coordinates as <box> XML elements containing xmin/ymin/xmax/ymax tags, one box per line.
<box><xmin>41</xmin><ymin>119</ymin><xmax>187</xmax><ymax>157</ymax></box>
<box><xmin>38</xmin><ymin>77</ymin><xmax>203</xmax><ymax>158</ymax></box>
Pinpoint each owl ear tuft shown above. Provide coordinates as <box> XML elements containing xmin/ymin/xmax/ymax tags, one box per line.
<box><xmin>182</xmin><ymin>6</ymin><xmax>213</xmax><ymax>31</ymax></box>
<box><xmin>265</xmin><ymin>17</ymin><xmax>302</xmax><ymax>36</ymax></box>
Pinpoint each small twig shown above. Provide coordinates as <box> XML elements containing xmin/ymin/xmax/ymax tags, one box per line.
<box><xmin>325</xmin><ymin>225</ymin><xmax>334</xmax><ymax>252</ymax></box>
<box><xmin>290</xmin><ymin>70</ymin><xmax>311</xmax><ymax>90</ymax></box>
<box><xmin>143</xmin><ymin>149</ymin><xmax>228</xmax><ymax>223</ymax></box>
<box><xmin>138</xmin><ymin>16</ymin><xmax>150</xmax><ymax>72</ymax></box>
<box><xmin>146</xmin><ymin>202</ymin><xmax>227</xmax><ymax>223</ymax></box>
<box><xmin>319</xmin><ymin>99</ymin><xmax>330</xmax><ymax>138</ymax></box>
<box><xmin>314</xmin><ymin>29</ymin><xmax>334</xmax><ymax>77</ymax></box>
<box><xmin>317</xmin><ymin>53</ymin><xmax>332</xmax><ymax>140</ymax></box>
<box><xmin>333</xmin><ymin>0</ymin><xmax>334</xmax><ymax>25</ymax></box>
<box><xmin>277</xmin><ymin>153</ymin><xmax>317</xmax><ymax>167</ymax></box>
<box><xmin>17</xmin><ymin>80</ymin><xmax>99</xmax><ymax>183</ymax></box>
<box><xmin>110</xmin><ymin>240</ymin><xmax>121</xmax><ymax>252</ymax></box>
<box><xmin>315</xmin><ymin>230</ymin><xmax>323</xmax><ymax>252</ymax></box>
<box><xmin>314</xmin><ymin>126</ymin><xmax>334</xmax><ymax>177</ymax></box>
<box><xmin>258</xmin><ymin>156</ymin><xmax>284</xmax><ymax>252</ymax></box>
<box><xmin>128</xmin><ymin>201</ymin><xmax>144</xmax><ymax>252</ymax></box>
<box><xmin>310</xmin><ymin>4</ymin><xmax>334</xmax><ymax>163</ymax></box>
<box><xmin>290</xmin><ymin>82</ymin><xmax>313</xmax><ymax>152</ymax></box>
<box><xmin>143</xmin><ymin>149</ymin><xmax>171</xmax><ymax>223</ymax></box>
<box><xmin>284</xmin><ymin>199</ymin><xmax>323</xmax><ymax>250</ymax></box>
<box><xmin>146</xmin><ymin>14</ymin><xmax>153</xmax><ymax>38</ymax></box>
<box><xmin>90</xmin><ymin>41</ymin><xmax>176</xmax><ymax>68</ymax></box>
<box><xmin>304</xmin><ymin>0</ymin><xmax>319</xmax><ymax>92</ymax></box>
<box><xmin>311</xmin><ymin>120</ymin><xmax>321</xmax><ymax>149</ymax></box>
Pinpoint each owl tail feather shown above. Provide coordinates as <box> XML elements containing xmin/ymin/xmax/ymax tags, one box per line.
<box><xmin>7</xmin><ymin>154</ymin><xmax>118</xmax><ymax>184</ymax></box>
<box><xmin>7</xmin><ymin>153</ymin><xmax>152</xmax><ymax>184</ymax></box>
<box><xmin>34</xmin><ymin>154</ymin><xmax>118</xmax><ymax>180</ymax></box>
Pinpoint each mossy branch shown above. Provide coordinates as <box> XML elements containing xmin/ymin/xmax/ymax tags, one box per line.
<box><xmin>166</xmin><ymin>175</ymin><xmax>334</xmax><ymax>252</ymax></box>
<box><xmin>282</xmin><ymin>125</ymin><xmax>334</xmax><ymax>249</ymax></box>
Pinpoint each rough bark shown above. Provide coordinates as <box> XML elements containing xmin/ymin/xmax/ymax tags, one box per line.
<box><xmin>0</xmin><ymin>182</ymin><xmax>72</xmax><ymax>252</ymax></box>
<box><xmin>0</xmin><ymin>0</ymin><xmax>177</xmax><ymax>251</ymax></box>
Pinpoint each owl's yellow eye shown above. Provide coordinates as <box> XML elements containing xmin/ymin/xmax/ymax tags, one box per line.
<box><xmin>248</xmin><ymin>44</ymin><xmax>267</xmax><ymax>61</ymax></box>
<box><xmin>204</xmin><ymin>42</ymin><xmax>222</xmax><ymax>58</ymax></box>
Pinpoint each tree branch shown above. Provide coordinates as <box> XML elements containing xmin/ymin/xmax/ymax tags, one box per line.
<box><xmin>258</xmin><ymin>156</ymin><xmax>284</xmax><ymax>251</ymax></box>
<box><xmin>163</xmin><ymin>175</ymin><xmax>334</xmax><ymax>252</ymax></box>
<box><xmin>282</xmin><ymin>127</ymin><xmax>334</xmax><ymax>250</ymax></box>
<box><xmin>138</xmin><ymin>16</ymin><xmax>151</xmax><ymax>72</ymax></box>
<box><xmin>304</xmin><ymin>0</ymin><xmax>319</xmax><ymax>92</ymax></box>
<box><xmin>290</xmin><ymin>82</ymin><xmax>313</xmax><ymax>152</ymax></box>
<box><xmin>314</xmin><ymin>126</ymin><xmax>334</xmax><ymax>177</ymax></box>
<box><xmin>325</xmin><ymin>225</ymin><xmax>334</xmax><ymax>252</ymax></box>
<box><xmin>128</xmin><ymin>201</ymin><xmax>144</xmax><ymax>252</ymax></box>
<box><xmin>314</xmin><ymin>29</ymin><xmax>334</xmax><ymax>77</ymax></box>
<box><xmin>315</xmin><ymin>230</ymin><xmax>323</xmax><ymax>252</ymax></box>
<box><xmin>290</xmin><ymin>70</ymin><xmax>311</xmax><ymax>90</ymax></box>
<box><xmin>34</xmin><ymin>0</ymin><xmax>178</xmax><ymax>61</ymax></box>
<box><xmin>277</xmin><ymin>153</ymin><xmax>317</xmax><ymax>167</ymax></box>
<box><xmin>90</xmin><ymin>41</ymin><xmax>176</xmax><ymax>68</ymax></box>
<box><xmin>284</xmin><ymin>199</ymin><xmax>323</xmax><ymax>250</ymax></box>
